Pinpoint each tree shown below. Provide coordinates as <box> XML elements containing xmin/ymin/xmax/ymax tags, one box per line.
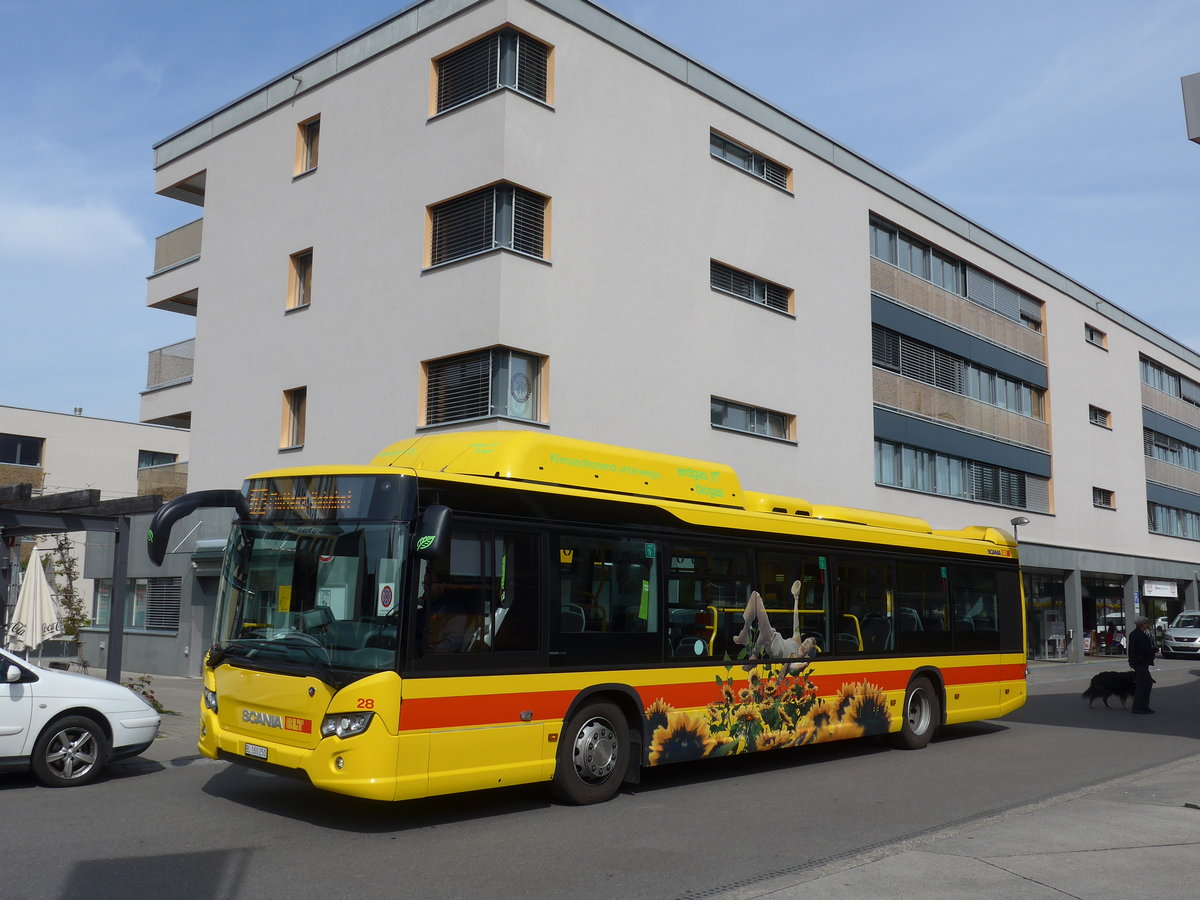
<box><xmin>47</xmin><ymin>534</ymin><xmax>90</xmax><ymax>673</ymax></box>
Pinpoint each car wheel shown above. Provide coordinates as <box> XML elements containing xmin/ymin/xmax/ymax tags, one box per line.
<box><xmin>31</xmin><ymin>715</ymin><xmax>109</xmax><ymax>787</ymax></box>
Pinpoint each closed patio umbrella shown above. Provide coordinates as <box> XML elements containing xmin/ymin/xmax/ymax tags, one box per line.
<box><xmin>4</xmin><ymin>546</ymin><xmax>63</xmax><ymax>656</ymax></box>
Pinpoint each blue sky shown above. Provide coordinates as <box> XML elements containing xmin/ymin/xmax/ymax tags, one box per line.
<box><xmin>3</xmin><ymin>0</ymin><xmax>1198</xmax><ymax>423</ymax></box>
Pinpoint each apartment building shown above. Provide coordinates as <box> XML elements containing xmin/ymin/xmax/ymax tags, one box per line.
<box><xmin>140</xmin><ymin>0</ymin><xmax>1200</xmax><ymax>668</ymax></box>
<box><xmin>0</xmin><ymin>406</ymin><xmax>189</xmax><ymax>658</ymax></box>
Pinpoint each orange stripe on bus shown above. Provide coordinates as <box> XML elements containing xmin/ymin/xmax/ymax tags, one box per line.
<box><xmin>396</xmin><ymin>662</ymin><xmax>1026</xmax><ymax>732</ymax></box>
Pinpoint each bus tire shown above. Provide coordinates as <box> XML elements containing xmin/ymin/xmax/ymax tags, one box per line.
<box><xmin>551</xmin><ymin>701</ymin><xmax>628</xmax><ymax>805</ymax></box>
<box><xmin>893</xmin><ymin>677</ymin><xmax>939</xmax><ymax>750</ymax></box>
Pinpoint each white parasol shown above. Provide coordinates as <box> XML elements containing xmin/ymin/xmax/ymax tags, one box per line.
<box><xmin>4</xmin><ymin>546</ymin><xmax>63</xmax><ymax>655</ymax></box>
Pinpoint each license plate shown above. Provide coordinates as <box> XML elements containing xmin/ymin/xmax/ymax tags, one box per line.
<box><xmin>245</xmin><ymin>742</ymin><xmax>268</xmax><ymax>760</ymax></box>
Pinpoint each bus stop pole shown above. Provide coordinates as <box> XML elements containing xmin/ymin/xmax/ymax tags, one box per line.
<box><xmin>105</xmin><ymin>516</ymin><xmax>130</xmax><ymax>684</ymax></box>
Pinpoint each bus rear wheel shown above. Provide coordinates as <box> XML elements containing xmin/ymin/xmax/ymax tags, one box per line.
<box><xmin>893</xmin><ymin>677</ymin><xmax>939</xmax><ymax>750</ymax></box>
<box><xmin>552</xmin><ymin>701</ymin><xmax>628</xmax><ymax>805</ymax></box>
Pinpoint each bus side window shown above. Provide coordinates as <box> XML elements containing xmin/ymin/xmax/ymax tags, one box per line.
<box><xmin>951</xmin><ymin>567</ymin><xmax>1001</xmax><ymax>652</ymax></box>
<box><xmin>667</xmin><ymin>546</ymin><xmax>751</xmax><ymax>660</ymax></box>
<box><xmin>833</xmin><ymin>558</ymin><xmax>893</xmax><ymax>654</ymax></box>
<box><xmin>895</xmin><ymin>562</ymin><xmax>951</xmax><ymax>654</ymax></box>
<box><xmin>756</xmin><ymin>552</ymin><xmax>828</xmax><ymax>657</ymax></box>
<box><xmin>557</xmin><ymin>535</ymin><xmax>659</xmax><ymax>635</ymax></box>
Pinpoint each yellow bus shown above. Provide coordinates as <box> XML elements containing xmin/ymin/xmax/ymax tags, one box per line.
<box><xmin>148</xmin><ymin>431</ymin><xmax>1025</xmax><ymax>804</ymax></box>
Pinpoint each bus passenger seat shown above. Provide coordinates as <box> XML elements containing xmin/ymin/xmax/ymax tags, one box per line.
<box><xmin>561</xmin><ymin>604</ymin><xmax>586</xmax><ymax>633</ymax></box>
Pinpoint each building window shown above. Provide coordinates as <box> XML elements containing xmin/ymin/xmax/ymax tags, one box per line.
<box><xmin>1148</xmin><ymin>502</ymin><xmax>1200</xmax><ymax>540</ymax></box>
<box><xmin>1141</xmin><ymin>355</ymin><xmax>1200</xmax><ymax>408</ymax></box>
<box><xmin>869</xmin><ymin>217</ymin><xmax>1043</xmax><ymax>332</ymax></box>
<box><xmin>1144</xmin><ymin>427</ymin><xmax>1200</xmax><ymax>472</ymax></box>
<box><xmin>872</xmin><ymin>325</ymin><xmax>1045</xmax><ymax>419</ymax></box>
<box><xmin>710</xmin><ymin>131</ymin><xmax>790</xmax><ymax>190</ymax></box>
<box><xmin>138</xmin><ymin>450</ymin><xmax>178</xmax><ymax>469</ymax></box>
<box><xmin>710</xmin><ymin>261</ymin><xmax>791</xmax><ymax>313</ymax></box>
<box><xmin>288</xmin><ymin>249</ymin><xmax>313</xmax><ymax>309</ymax></box>
<box><xmin>434</xmin><ymin>28</ymin><xmax>550</xmax><ymax>114</ymax></box>
<box><xmin>1084</xmin><ymin>324</ymin><xmax>1107</xmax><ymax>349</ymax></box>
<box><xmin>428</xmin><ymin>183</ymin><xmax>547</xmax><ymax>267</ymax></box>
<box><xmin>1089</xmin><ymin>405</ymin><xmax>1112</xmax><ymax>429</ymax></box>
<box><xmin>0</xmin><ymin>433</ymin><xmax>43</xmax><ymax>467</ymax></box>
<box><xmin>875</xmin><ymin>438</ymin><xmax>1050</xmax><ymax>512</ymax></box>
<box><xmin>424</xmin><ymin>347</ymin><xmax>542</xmax><ymax>426</ymax></box>
<box><xmin>94</xmin><ymin>577</ymin><xmax>181</xmax><ymax>631</ymax></box>
<box><xmin>1093</xmin><ymin>487</ymin><xmax>1115</xmax><ymax>509</ymax></box>
<box><xmin>281</xmin><ymin>387</ymin><xmax>307</xmax><ymax>448</ymax></box>
<box><xmin>295</xmin><ymin>116</ymin><xmax>320</xmax><ymax>174</ymax></box>
<box><xmin>711</xmin><ymin>397</ymin><xmax>793</xmax><ymax>441</ymax></box>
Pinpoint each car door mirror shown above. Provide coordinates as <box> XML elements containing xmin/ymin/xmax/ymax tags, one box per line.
<box><xmin>4</xmin><ymin>663</ymin><xmax>21</xmax><ymax>683</ymax></box>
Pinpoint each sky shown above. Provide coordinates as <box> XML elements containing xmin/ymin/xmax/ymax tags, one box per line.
<box><xmin>2</xmin><ymin>0</ymin><xmax>1198</xmax><ymax>423</ymax></box>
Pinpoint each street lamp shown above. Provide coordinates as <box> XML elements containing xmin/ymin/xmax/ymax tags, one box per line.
<box><xmin>1010</xmin><ymin>516</ymin><xmax>1030</xmax><ymax>542</ymax></box>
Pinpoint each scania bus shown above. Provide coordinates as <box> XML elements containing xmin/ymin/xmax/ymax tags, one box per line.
<box><xmin>148</xmin><ymin>431</ymin><xmax>1025</xmax><ymax>804</ymax></box>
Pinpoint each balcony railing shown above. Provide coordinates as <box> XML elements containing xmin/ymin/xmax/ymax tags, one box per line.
<box><xmin>146</xmin><ymin>339</ymin><xmax>194</xmax><ymax>391</ymax></box>
<box><xmin>137</xmin><ymin>462</ymin><xmax>189</xmax><ymax>501</ymax></box>
<box><xmin>153</xmin><ymin>218</ymin><xmax>203</xmax><ymax>273</ymax></box>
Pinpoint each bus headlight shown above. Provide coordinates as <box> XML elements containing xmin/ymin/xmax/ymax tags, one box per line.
<box><xmin>203</xmin><ymin>687</ymin><xmax>218</xmax><ymax>712</ymax></box>
<box><xmin>321</xmin><ymin>711</ymin><xmax>374</xmax><ymax>738</ymax></box>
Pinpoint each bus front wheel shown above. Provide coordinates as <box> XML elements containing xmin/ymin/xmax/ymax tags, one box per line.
<box><xmin>893</xmin><ymin>677</ymin><xmax>939</xmax><ymax>750</ymax></box>
<box><xmin>552</xmin><ymin>701</ymin><xmax>628</xmax><ymax>805</ymax></box>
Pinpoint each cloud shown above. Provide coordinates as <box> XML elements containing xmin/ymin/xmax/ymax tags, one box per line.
<box><xmin>0</xmin><ymin>199</ymin><xmax>145</xmax><ymax>265</ymax></box>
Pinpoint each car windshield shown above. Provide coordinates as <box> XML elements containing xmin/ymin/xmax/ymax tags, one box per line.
<box><xmin>211</xmin><ymin>521</ymin><xmax>407</xmax><ymax>681</ymax></box>
<box><xmin>1172</xmin><ymin>613</ymin><xmax>1200</xmax><ymax>629</ymax></box>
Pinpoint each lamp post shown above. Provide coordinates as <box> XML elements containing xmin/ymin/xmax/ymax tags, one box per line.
<box><xmin>1010</xmin><ymin>516</ymin><xmax>1030</xmax><ymax>543</ymax></box>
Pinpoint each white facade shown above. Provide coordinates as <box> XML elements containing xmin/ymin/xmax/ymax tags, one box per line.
<box><xmin>144</xmin><ymin>0</ymin><xmax>1200</xmax><ymax>663</ymax></box>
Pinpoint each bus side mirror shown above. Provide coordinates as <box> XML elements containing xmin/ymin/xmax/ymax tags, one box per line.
<box><xmin>413</xmin><ymin>505</ymin><xmax>451</xmax><ymax>560</ymax></box>
<box><xmin>147</xmin><ymin>489</ymin><xmax>251</xmax><ymax>566</ymax></box>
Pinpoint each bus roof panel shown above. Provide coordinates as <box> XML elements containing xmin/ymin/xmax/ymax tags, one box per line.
<box><xmin>372</xmin><ymin>431</ymin><xmax>745</xmax><ymax>508</ymax></box>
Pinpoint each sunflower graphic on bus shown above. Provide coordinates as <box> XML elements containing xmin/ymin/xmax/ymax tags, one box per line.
<box><xmin>644</xmin><ymin>663</ymin><xmax>891</xmax><ymax>765</ymax></box>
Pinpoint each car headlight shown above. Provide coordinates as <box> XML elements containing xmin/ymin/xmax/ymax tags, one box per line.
<box><xmin>321</xmin><ymin>711</ymin><xmax>374</xmax><ymax>738</ymax></box>
<box><xmin>203</xmin><ymin>687</ymin><xmax>218</xmax><ymax>712</ymax></box>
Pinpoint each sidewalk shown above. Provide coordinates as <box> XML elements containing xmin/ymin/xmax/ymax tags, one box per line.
<box><xmin>756</xmin><ymin>658</ymin><xmax>1200</xmax><ymax>899</ymax></box>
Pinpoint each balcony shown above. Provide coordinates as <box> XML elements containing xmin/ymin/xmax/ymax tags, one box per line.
<box><xmin>137</xmin><ymin>462</ymin><xmax>189</xmax><ymax>501</ymax></box>
<box><xmin>141</xmin><ymin>339</ymin><xmax>193</xmax><ymax>428</ymax></box>
<box><xmin>1142</xmin><ymin>383</ymin><xmax>1200</xmax><ymax>433</ymax></box>
<box><xmin>871</xmin><ymin>259</ymin><xmax>1046</xmax><ymax>363</ymax></box>
<box><xmin>873</xmin><ymin>368</ymin><xmax>1051</xmax><ymax>451</ymax></box>
<box><xmin>147</xmin><ymin>219</ymin><xmax>202</xmax><ymax>315</ymax></box>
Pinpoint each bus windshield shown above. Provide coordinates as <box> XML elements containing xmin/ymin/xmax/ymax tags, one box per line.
<box><xmin>210</xmin><ymin>520</ymin><xmax>407</xmax><ymax>680</ymax></box>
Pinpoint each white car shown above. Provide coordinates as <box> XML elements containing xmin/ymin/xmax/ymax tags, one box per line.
<box><xmin>0</xmin><ymin>647</ymin><xmax>160</xmax><ymax>787</ymax></box>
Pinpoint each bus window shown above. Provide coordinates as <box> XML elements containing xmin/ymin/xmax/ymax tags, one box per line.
<box><xmin>667</xmin><ymin>546</ymin><xmax>751</xmax><ymax>660</ymax></box>
<box><xmin>755</xmin><ymin>552</ymin><xmax>828</xmax><ymax>657</ymax></box>
<box><xmin>418</xmin><ymin>527</ymin><xmax>539</xmax><ymax>658</ymax></box>
<box><xmin>550</xmin><ymin>536</ymin><xmax>662</xmax><ymax>666</ymax></box>
<box><xmin>951</xmin><ymin>566</ymin><xmax>1001</xmax><ymax>651</ymax></box>
<box><xmin>557</xmin><ymin>535</ymin><xmax>658</xmax><ymax>634</ymax></box>
<box><xmin>894</xmin><ymin>562</ymin><xmax>951</xmax><ymax>654</ymax></box>
<box><xmin>833</xmin><ymin>558</ymin><xmax>893</xmax><ymax>654</ymax></box>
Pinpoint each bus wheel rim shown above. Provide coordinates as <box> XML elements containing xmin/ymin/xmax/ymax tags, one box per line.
<box><xmin>572</xmin><ymin>717</ymin><xmax>617</xmax><ymax>782</ymax></box>
<box><xmin>907</xmin><ymin>689</ymin><xmax>930</xmax><ymax>733</ymax></box>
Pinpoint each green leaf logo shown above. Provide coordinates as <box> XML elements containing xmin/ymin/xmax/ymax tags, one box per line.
<box><xmin>147</xmin><ymin>529</ymin><xmax>155</xmax><ymax>543</ymax></box>
<box><xmin>416</xmin><ymin>535</ymin><xmax>435</xmax><ymax>551</ymax></box>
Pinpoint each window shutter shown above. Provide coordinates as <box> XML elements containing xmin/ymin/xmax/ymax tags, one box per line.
<box><xmin>872</xmin><ymin>325</ymin><xmax>900</xmax><ymax>370</ymax></box>
<box><xmin>965</xmin><ymin>267</ymin><xmax>994</xmax><ymax>310</ymax></box>
<box><xmin>427</xmin><ymin>350</ymin><xmax>492</xmax><ymax>424</ymax></box>
<box><xmin>145</xmin><ymin>578</ymin><xmax>182</xmax><ymax>631</ymax></box>
<box><xmin>515</xmin><ymin>33</ymin><xmax>549</xmax><ymax>101</ymax></box>
<box><xmin>900</xmin><ymin>336</ymin><xmax>936</xmax><ymax>384</ymax></box>
<box><xmin>431</xmin><ymin>189</ymin><xmax>496</xmax><ymax>264</ymax></box>
<box><xmin>436</xmin><ymin>33</ymin><xmax>501</xmax><ymax>112</ymax></box>
<box><xmin>510</xmin><ymin>188</ymin><xmax>545</xmax><ymax>257</ymax></box>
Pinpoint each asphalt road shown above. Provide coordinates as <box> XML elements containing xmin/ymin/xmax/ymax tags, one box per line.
<box><xmin>3</xmin><ymin>657</ymin><xmax>1198</xmax><ymax>900</ymax></box>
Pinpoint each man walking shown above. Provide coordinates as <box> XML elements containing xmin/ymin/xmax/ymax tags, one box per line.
<box><xmin>1128</xmin><ymin>615</ymin><xmax>1157</xmax><ymax>715</ymax></box>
